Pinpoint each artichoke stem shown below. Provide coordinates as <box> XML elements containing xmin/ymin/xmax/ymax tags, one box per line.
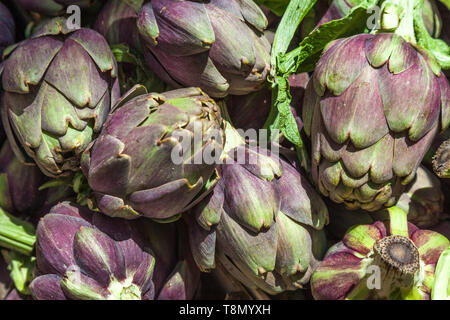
<box><xmin>431</xmin><ymin>246</ymin><xmax>450</xmax><ymax>300</ymax></box>
<box><xmin>371</xmin><ymin>235</ymin><xmax>420</xmax><ymax>298</ymax></box>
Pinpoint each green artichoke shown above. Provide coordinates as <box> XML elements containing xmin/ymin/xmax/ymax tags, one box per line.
<box><xmin>1</xmin><ymin>17</ymin><xmax>120</xmax><ymax>178</ymax></box>
<box><xmin>303</xmin><ymin>33</ymin><xmax>449</xmax><ymax>212</ymax></box>
<box><xmin>80</xmin><ymin>85</ymin><xmax>224</xmax><ymax>220</ymax></box>
<box><xmin>311</xmin><ymin>207</ymin><xmax>450</xmax><ymax>300</ymax></box>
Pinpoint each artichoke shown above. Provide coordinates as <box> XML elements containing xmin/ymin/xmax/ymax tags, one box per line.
<box><xmin>30</xmin><ymin>202</ymin><xmax>199</xmax><ymax>300</ymax></box>
<box><xmin>0</xmin><ymin>17</ymin><xmax>120</xmax><ymax>178</ymax></box>
<box><xmin>393</xmin><ymin>166</ymin><xmax>443</xmax><ymax>228</ymax></box>
<box><xmin>94</xmin><ymin>0</ymin><xmax>141</xmax><ymax>51</ymax></box>
<box><xmin>0</xmin><ymin>141</ymin><xmax>48</xmax><ymax>216</ymax></box>
<box><xmin>188</xmin><ymin>141</ymin><xmax>329</xmax><ymax>295</ymax></box>
<box><xmin>80</xmin><ymin>85</ymin><xmax>224</xmax><ymax>220</ymax></box>
<box><xmin>136</xmin><ymin>0</ymin><xmax>271</xmax><ymax>98</ymax></box>
<box><xmin>14</xmin><ymin>0</ymin><xmax>103</xmax><ymax>16</ymax></box>
<box><xmin>311</xmin><ymin>208</ymin><xmax>450</xmax><ymax>300</ymax></box>
<box><xmin>0</xmin><ymin>1</ymin><xmax>14</xmax><ymax>59</ymax></box>
<box><xmin>302</xmin><ymin>33</ymin><xmax>450</xmax><ymax>212</ymax></box>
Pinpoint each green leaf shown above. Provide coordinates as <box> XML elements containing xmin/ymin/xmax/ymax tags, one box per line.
<box><xmin>283</xmin><ymin>0</ymin><xmax>378</xmax><ymax>74</ymax></box>
<box><xmin>437</xmin><ymin>0</ymin><xmax>450</xmax><ymax>10</ymax></box>
<box><xmin>111</xmin><ymin>43</ymin><xmax>167</xmax><ymax>94</ymax></box>
<box><xmin>271</xmin><ymin>0</ymin><xmax>318</xmax><ymax>72</ymax></box>
<box><xmin>0</xmin><ymin>208</ymin><xmax>36</xmax><ymax>256</ymax></box>
<box><xmin>413</xmin><ymin>2</ymin><xmax>450</xmax><ymax>70</ymax></box>
<box><xmin>2</xmin><ymin>250</ymin><xmax>36</xmax><ymax>295</ymax></box>
<box><xmin>264</xmin><ymin>0</ymin><xmax>317</xmax><ymax>172</ymax></box>
<box><xmin>38</xmin><ymin>178</ymin><xmax>72</xmax><ymax>191</ymax></box>
<box><xmin>386</xmin><ymin>206</ymin><xmax>409</xmax><ymax>237</ymax></box>
<box><xmin>254</xmin><ymin>0</ymin><xmax>291</xmax><ymax>16</ymax></box>
<box><xmin>122</xmin><ymin>0</ymin><xmax>144</xmax><ymax>12</ymax></box>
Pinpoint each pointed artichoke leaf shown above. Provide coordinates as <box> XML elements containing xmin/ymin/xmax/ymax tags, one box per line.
<box><xmin>73</xmin><ymin>226</ymin><xmax>127</xmax><ymax>287</ymax></box>
<box><xmin>216</xmin><ymin>211</ymin><xmax>277</xmax><ymax>276</ymax></box>
<box><xmin>61</xmin><ymin>269</ymin><xmax>109</xmax><ymax>300</ymax></box>
<box><xmin>30</xmin><ymin>274</ymin><xmax>67</xmax><ymax>300</ymax></box>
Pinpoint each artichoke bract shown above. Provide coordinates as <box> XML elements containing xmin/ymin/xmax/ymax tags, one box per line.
<box><xmin>311</xmin><ymin>211</ymin><xmax>450</xmax><ymax>300</ymax></box>
<box><xmin>0</xmin><ymin>141</ymin><xmax>48</xmax><ymax>216</ymax></box>
<box><xmin>81</xmin><ymin>86</ymin><xmax>224</xmax><ymax>220</ymax></box>
<box><xmin>0</xmin><ymin>18</ymin><xmax>120</xmax><ymax>178</ymax></box>
<box><xmin>0</xmin><ymin>2</ymin><xmax>15</xmax><ymax>59</ymax></box>
<box><xmin>303</xmin><ymin>33</ymin><xmax>450</xmax><ymax>212</ymax></box>
<box><xmin>136</xmin><ymin>0</ymin><xmax>271</xmax><ymax>98</ymax></box>
<box><xmin>30</xmin><ymin>202</ymin><xmax>199</xmax><ymax>300</ymax></box>
<box><xmin>94</xmin><ymin>0</ymin><xmax>141</xmax><ymax>51</ymax></box>
<box><xmin>14</xmin><ymin>0</ymin><xmax>103</xmax><ymax>16</ymax></box>
<box><xmin>188</xmin><ymin>145</ymin><xmax>329</xmax><ymax>295</ymax></box>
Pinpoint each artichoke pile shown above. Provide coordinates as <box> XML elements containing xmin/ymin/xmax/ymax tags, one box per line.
<box><xmin>0</xmin><ymin>0</ymin><xmax>448</xmax><ymax>302</ymax></box>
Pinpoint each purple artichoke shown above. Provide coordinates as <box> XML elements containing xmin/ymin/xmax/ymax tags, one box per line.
<box><xmin>0</xmin><ymin>141</ymin><xmax>48</xmax><ymax>216</ymax></box>
<box><xmin>0</xmin><ymin>1</ymin><xmax>15</xmax><ymax>60</ymax></box>
<box><xmin>94</xmin><ymin>0</ymin><xmax>141</xmax><ymax>52</ymax></box>
<box><xmin>136</xmin><ymin>0</ymin><xmax>271</xmax><ymax>98</ymax></box>
<box><xmin>80</xmin><ymin>86</ymin><xmax>224</xmax><ymax>221</ymax></box>
<box><xmin>0</xmin><ymin>143</ymin><xmax>71</xmax><ymax>257</ymax></box>
<box><xmin>311</xmin><ymin>217</ymin><xmax>449</xmax><ymax>300</ymax></box>
<box><xmin>30</xmin><ymin>202</ymin><xmax>199</xmax><ymax>300</ymax></box>
<box><xmin>1</xmin><ymin>17</ymin><xmax>120</xmax><ymax>178</ymax></box>
<box><xmin>188</xmin><ymin>144</ymin><xmax>329</xmax><ymax>295</ymax></box>
<box><xmin>302</xmin><ymin>33</ymin><xmax>450</xmax><ymax>212</ymax></box>
<box><xmin>14</xmin><ymin>0</ymin><xmax>103</xmax><ymax>16</ymax></box>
